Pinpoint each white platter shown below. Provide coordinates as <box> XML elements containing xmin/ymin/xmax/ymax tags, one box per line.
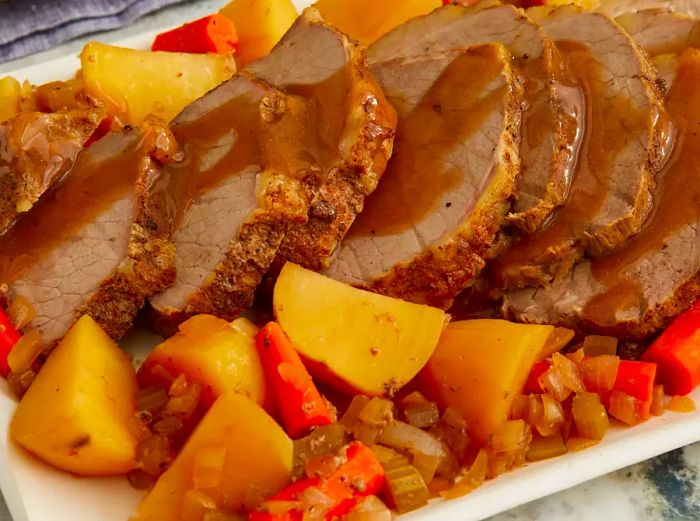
<box><xmin>3</xmin><ymin>2</ymin><xmax>700</xmax><ymax>520</ymax></box>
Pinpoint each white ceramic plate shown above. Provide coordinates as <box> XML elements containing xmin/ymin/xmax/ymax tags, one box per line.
<box><xmin>3</xmin><ymin>3</ymin><xmax>700</xmax><ymax>521</ymax></box>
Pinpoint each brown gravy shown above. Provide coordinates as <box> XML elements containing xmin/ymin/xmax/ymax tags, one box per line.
<box><xmin>0</xmin><ymin>130</ymin><xmax>145</xmax><ymax>284</ymax></box>
<box><xmin>584</xmin><ymin>49</ymin><xmax>700</xmax><ymax>325</ymax></box>
<box><xmin>349</xmin><ymin>45</ymin><xmax>509</xmax><ymax>237</ymax></box>
<box><xmin>492</xmin><ymin>40</ymin><xmax>645</xmax><ymax>285</ymax></box>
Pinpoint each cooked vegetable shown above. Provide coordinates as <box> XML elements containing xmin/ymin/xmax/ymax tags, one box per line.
<box><xmin>667</xmin><ymin>396</ymin><xmax>696</xmax><ymax>413</ymax></box>
<box><xmin>152</xmin><ymin>14</ymin><xmax>239</xmax><ymax>54</ymax></box>
<box><xmin>579</xmin><ymin>355</ymin><xmax>620</xmax><ymax>395</ymax></box>
<box><xmin>610</xmin><ymin>360</ymin><xmax>657</xmax><ymax>419</ymax></box>
<box><xmin>0</xmin><ymin>307</ymin><xmax>22</xmax><ymax>377</ymax></box>
<box><xmin>524</xmin><ymin>360</ymin><xmax>551</xmax><ymax>394</ymax></box>
<box><xmin>651</xmin><ymin>384</ymin><xmax>666</xmax><ymax>416</ymax></box>
<box><xmin>6</xmin><ymin>329</ymin><xmax>42</xmax><ymax>375</ymax></box>
<box><xmin>608</xmin><ymin>391</ymin><xmax>644</xmax><ymax>426</ymax></box>
<box><xmin>313</xmin><ymin>0</ymin><xmax>441</xmax><ymax>45</ymax></box>
<box><xmin>80</xmin><ymin>42</ymin><xmax>236</xmax><ymax>125</ymax></box>
<box><xmin>250</xmin><ymin>442</ymin><xmax>385</xmax><ymax>520</ymax></box>
<box><xmin>642</xmin><ymin>301</ymin><xmax>700</xmax><ymax>395</ymax></box>
<box><xmin>440</xmin><ymin>449</ymin><xmax>488</xmax><ymax>499</ymax></box>
<box><xmin>371</xmin><ymin>445</ymin><xmax>429</xmax><ymax>514</ymax></box>
<box><xmin>10</xmin><ymin>315</ymin><xmax>138</xmax><ymax>476</ymax></box>
<box><xmin>0</xmin><ymin>76</ymin><xmax>21</xmax><ymax>122</ymax></box>
<box><xmin>539</xmin><ymin>327</ymin><xmax>575</xmax><ymax>358</ymax></box>
<box><xmin>219</xmin><ymin>0</ymin><xmax>298</xmax><ymax>67</ymax></box>
<box><xmin>403</xmin><ymin>400</ymin><xmax>439</xmax><ymax>429</ymax></box>
<box><xmin>487</xmin><ymin>420</ymin><xmax>531</xmax><ymax>478</ymax></box>
<box><xmin>139</xmin><ymin>315</ymin><xmax>266</xmax><ymax>407</ymax></box>
<box><xmin>344</xmin><ymin>495</ymin><xmax>392</xmax><ymax>521</ymax></box>
<box><xmin>526</xmin><ymin>433</ymin><xmax>567</xmax><ymax>462</ymax></box>
<box><xmin>582</xmin><ymin>335</ymin><xmax>618</xmax><ymax>356</ymax></box>
<box><xmin>566</xmin><ymin>437</ymin><xmax>598</xmax><ymax>452</ymax></box>
<box><xmin>539</xmin><ymin>353</ymin><xmax>586</xmax><ymax>402</ymax></box>
<box><xmin>378</xmin><ymin>420</ymin><xmax>445</xmax><ymax>483</ymax></box>
<box><xmin>421</xmin><ymin>320</ymin><xmax>553</xmax><ymax>445</ymax></box>
<box><xmin>133</xmin><ymin>393</ymin><xmax>292</xmax><ymax>520</ymax></box>
<box><xmin>292</xmin><ymin>424</ymin><xmax>350</xmax><ymax>479</ymax></box>
<box><xmin>274</xmin><ymin>263</ymin><xmax>446</xmax><ymax>396</ymax></box>
<box><xmin>572</xmin><ymin>392</ymin><xmax>609</xmax><ymax>441</ymax></box>
<box><xmin>256</xmin><ymin>321</ymin><xmax>333</xmax><ymax>438</ymax></box>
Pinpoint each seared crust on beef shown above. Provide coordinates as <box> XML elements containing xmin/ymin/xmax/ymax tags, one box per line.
<box><xmin>0</xmin><ymin>109</ymin><xmax>103</xmax><ymax>232</ymax></box>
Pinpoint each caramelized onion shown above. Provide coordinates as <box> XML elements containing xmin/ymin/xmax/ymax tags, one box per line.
<box><xmin>579</xmin><ymin>355</ymin><xmax>620</xmax><ymax>394</ymax></box>
<box><xmin>526</xmin><ymin>433</ymin><xmax>567</xmax><ymax>462</ymax></box>
<box><xmin>608</xmin><ymin>391</ymin><xmax>643</xmax><ymax>425</ymax></box>
<box><xmin>136</xmin><ymin>385</ymin><xmax>169</xmax><ymax>414</ymax></box>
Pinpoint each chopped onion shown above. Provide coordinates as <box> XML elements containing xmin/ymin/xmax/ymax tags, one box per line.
<box><xmin>7</xmin><ymin>296</ymin><xmax>35</xmax><ymax>330</ymax></box>
<box><xmin>526</xmin><ymin>433</ymin><xmax>567</xmax><ymax>462</ymax></box>
<box><xmin>583</xmin><ymin>335</ymin><xmax>618</xmax><ymax>356</ymax></box>
<box><xmin>165</xmin><ymin>381</ymin><xmax>202</xmax><ymax>418</ymax></box>
<box><xmin>378</xmin><ymin>420</ymin><xmax>445</xmax><ymax>459</ymax></box>
<box><xmin>193</xmin><ymin>447</ymin><xmax>227</xmax><ymax>490</ymax></box>
<box><xmin>551</xmin><ymin>353</ymin><xmax>586</xmax><ymax>394</ymax></box>
<box><xmin>565</xmin><ymin>348</ymin><xmax>585</xmax><ymax>365</ymax></box>
<box><xmin>354</xmin><ymin>422</ymin><xmax>383</xmax><ymax>447</ymax></box>
<box><xmin>667</xmin><ymin>395</ymin><xmax>696</xmax><ymax>413</ymax></box>
<box><xmin>136</xmin><ymin>385</ymin><xmax>169</xmax><ymax>414</ymax></box>
<box><xmin>126</xmin><ymin>414</ymin><xmax>153</xmax><ymax>443</ymax></box>
<box><xmin>510</xmin><ymin>395</ymin><xmax>529</xmax><ymax>421</ymax></box>
<box><xmin>572</xmin><ymin>392</ymin><xmax>609</xmax><ymax>440</ymax></box>
<box><xmin>411</xmin><ymin>451</ymin><xmax>441</xmax><ymax>484</ymax></box>
<box><xmin>401</xmin><ymin>391</ymin><xmax>429</xmax><ymax>407</ymax></box>
<box><xmin>403</xmin><ymin>401</ymin><xmax>439</xmax><ymax>429</ymax></box>
<box><xmin>539</xmin><ymin>368</ymin><xmax>571</xmax><ymax>402</ymax></box>
<box><xmin>491</xmin><ymin>420</ymin><xmax>529</xmax><ymax>454</ymax></box>
<box><xmin>651</xmin><ymin>384</ymin><xmax>666</xmax><ymax>416</ymax></box>
<box><xmin>540</xmin><ymin>327</ymin><xmax>575</xmax><ymax>358</ymax></box>
<box><xmin>359</xmin><ymin>397</ymin><xmax>394</xmax><ymax>426</ymax></box>
<box><xmin>579</xmin><ymin>355</ymin><xmax>620</xmax><ymax>394</ymax></box>
<box><xmin>7</xmin><ymin>329</ymin><xmax>43</xmax><ymax>375</ymax></box>
<box><xmin>342</xmin><ymin>495</ymin><xmax>392</xmax><ymax>521</ymax></box>
<box><xmin>340</xmin><ymin>395</ymin><xmax>371</xmax><ymax>431</ymax></box>
<box><xmin>535</xmin><ymin>395</ymin><xmax>564</xmax><ymax>437</ymax></box>
<box><xmin>608</xmin><ymin>391</ymin><xmax>643</xmax><ymax>425</ymax></box>
<box><xmin>136</xmin><ymin>434</ymin><xmax>174</xmax><ymax>476</ymax></box>
<box><xmin>169</xmin><ymin>373</ymin><xmax>189</xmax><ymax>397</ymax></box>
<box><xmin>154</xmin><ymin>416</ymin><xmax>184</xmax><ymax>436</ymax></box>
<box><xmin>299</xmin><ymin>486</ymin><xmax>333</xmax><ymax>520</ymax></box>
<box><xmin>565</xmin><ymin>437</ymin><xmax>598</xmax><ymax>452</ymax></box>
<box><xmin>440</xmin><ymin>449</ymin><xmax>488</xmax><ymax>499</ymax></box>
<box><xmin>430</xmin><ymin>408</ymin><xmax>469</xmax><ymax>461</ymax></box>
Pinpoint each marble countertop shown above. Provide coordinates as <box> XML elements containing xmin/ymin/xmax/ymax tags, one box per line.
<box><xmin>0</xmin><ymin>1</ymin><xmax>698</xmax><ymax>520</ymax></box>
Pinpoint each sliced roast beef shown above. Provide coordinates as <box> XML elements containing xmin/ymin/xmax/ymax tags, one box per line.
<box><xmin>491</xmin><ymin>6</ymin><xmax>668</xmax><ymax>289</ymax></box>
<box><xmin>248</xmin><ymin>8</ymin><xmax>397</xmax><ymax>271</ymax></box>
<box><xmin>505</xmin><ymin>47</ymin><xmax>700</xmax><ymax>340</ymax></box>
<box><xmin>0</xmin><ymin>121</ymin><xmax>177</xmax><ymax>346</ymax></box>
<box><xmin>368</xmin><ymin>2</ymin><xmax>582</xmax><ymax>234</ymax></box>
<box><xmin>324</xmin><ymin>43</ymin><xmax>523</xmax><ymax>308</ymax></box>
<box><xmin>599</xmin><ymin>0</ymin><xmax>700</xmax><ymax>18</ymax></box>
<box><xmin>617</xmin><ymin>8</ymin><xmax>700</xmax><ymax>56</ymax></box>
<box><xmin>0</xmin><ymin>109</ymin><xmax>103</xmax><ymax>233</ymax></box>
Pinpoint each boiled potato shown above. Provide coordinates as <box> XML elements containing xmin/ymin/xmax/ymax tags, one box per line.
<box><xmin>138</xmin><ymin>315</ymin><xmax>266</xmax><ymax>407</ymax></box>
<box><xmin>0</xmin><ymin>76</ymin><xmax>20</xmax><ymax>123</ymax></box>
<box><xmin>313</xmin><ymin>0</ymin><xmax>440</xmax><ymax>44</ymax></box>
<box><xmin>420</xmin><ymin>320</ymin><xmax>555</xmax><ymax>445</ymax></box>
<box><xmin>80</xmin><ymin>42</ymin><xmax>236</xmax><ymax>125</ymax></box>
<box><xmin>10</xmin><ymin>315</ymin><xmax>138</xmax><ymax>476</ymax></box>
<box><xmin>274</xmin><ymin>262</ymin><xmax>446</xmax><ymax>396</ymax></box>
<box><xmin>220</xmin><ymin>0</ymin><xmax>298</xmax><ymax>67</ymax></box>
<box><xmin>133</xmin><ymin>393</ymin><xmax>293</xmax><ymax>519</ymax></box>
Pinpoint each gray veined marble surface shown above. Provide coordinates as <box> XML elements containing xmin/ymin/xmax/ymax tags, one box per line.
<box><xmin>1</xmin><ymin>1</ymin><xmax>700</xmax><ymax>520</ymax></box>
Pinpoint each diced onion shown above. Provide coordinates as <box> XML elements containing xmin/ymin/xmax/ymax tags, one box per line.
<box><xmin>579</xmin><ymin>355</ymin><xmax>620</xmax><ymax>394</ymax></box>
<box><xmin>667</xmin><ymin>395</ymin><xmax>696</xmax><ymax>413</ymax></box>
<box><xmin>401</xmin><ymin>391</ymin><xmax>430</xmax><ymax>407</ymax></box>
<box><xmin>440</xmin><ymin>449</ymin><xmax>488</xmax><ymax>499</ymax></box>
<box><xmin>342</xmin><ymin>495</ymin><xmax>392</xmax><ymax>521</ymax></box>
<box><xmin>572</xmin><ymin>392</ymin><xmax>609</xmax><ymax>440</ymax></box>
<box><xmin>7</xmin><ymin>329</ymin><xmax>43</xmax><ymax>375</ymax></box>
<box><xmin>403</xmin><ymin>401</ymin><xmax>439</xmax><ymax>429</ymax></box>
<box><xmin>539</xmin><ymin>368</ymin><xmax>571</xmax><ymax>402</ymax></box>
<box><xmin>608</xmin><ymin>391</ymin><xmax>643</xmax><ymax>425</ymax></box>
<box><xmin>565</xmin><ymin>437</ymin><xmax>598</xmax><ymax>452</ymax></box>
<box><xmin>292</xmin><ymin>424</ymin><xmax>349</xmax><ymax>479</ymax></box>
<box><xmin>378</xmin><ymin>420</ymin><xmax>445</xmax><ymax>459</ymax></box>
<box><xmin>359</xmin><ymin>397</ymin><xmax>394</xmax><ymax>426</ymax></box>
<box><xmin>341</xmin><ymin>395</ymin><xmax>371</xmax><ymax>431</ymax></box>
<box><xmin>136</xmin><ymin>385</ymin><xmax>169</xmax><ymax>414</ymax></box>
<box><xmin>551</xmin><ymin>353</ymin><xmax>586</xmax><ymax>394</ymax></box>
<box><xmin>165</xmin><ymin>382</ymin><xmax>202</xmax><ymax>418</ymax></box>
<box><xmin>526</xmin><ymin>433</ymin><xmax>567</xmax><ymax>462</ymax></box>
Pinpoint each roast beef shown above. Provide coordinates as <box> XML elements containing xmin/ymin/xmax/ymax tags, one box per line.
<box><xmin>491</xmin><ymin>6</ymin><xmax>668</xmax><ymax>289</ymax></box>
<box><xmin>324</xmin><ymin>43</ymin><xmax>524</xmax><ymax>308</ymax></box>
<box><xmin>617</xmin><ymin>8</ymin><xmax>700</xmax><ymax>56</ymax></box>
<box><xmin>504</xmin><ymin>46</ymin><xmax>700</xmax><ymax>340</ymax></box>
<box><xmin>0</xmin><ymin>109</ymin><xmax>103</xmax><ymax>233</ymax></box>
<box><xmin>0</xmin><ymin>121</ymin><xmax>177</xmax><ymax>346</ymax></box>
<box><xmin>599</xmin><ymin>0</ymin><xmax>700</xmax><ymax>18</ymax></box>
<box><xmin>368</xmin><ymin>2</ymin><xmax>582</xmax><ymax>234</ymax></box>
<box><xmin>249</xmin><ymin>8</ymin><xmax>397</xmax><ymax>271</ymax></box>
<box><xmin>150</xmin><ymin>9</ymin><xmax>396</xmax><ymax>332</ymax></box>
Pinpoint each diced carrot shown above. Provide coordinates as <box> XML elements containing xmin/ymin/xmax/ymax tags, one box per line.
<box><xmin>152</xmin><ymin>14</ymin><xmax>238</xmax><ymax>54</ymax></box>
<box><xmin>249</xmin><ymin>442</ymin><xmax>385</xmax><ymax>521</ymax></box>
<box><xmin>609</xmin><ymin>360</ymin><xmax>657</xmax><ymax>419</ymax></box>
<box><xmin>0</xmin><ymin>308</ymin><xmax>21</xmax><ymax>378</ymax></box>
<box><xmin>642</xmin><ymin>301</ymin><xmax>700</xmax><ymax>395</ymax></box>
<box><xmin>524</xmin><ymin>360</ymin><xmax>550</xmax><ymax>394</ymax></box>
<box><xmin>256</xmin><ymin>322</ymin><xmax>333</xmax><ymax>438</ymax></box>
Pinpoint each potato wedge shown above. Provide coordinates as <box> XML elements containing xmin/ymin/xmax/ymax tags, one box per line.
<box><xmin>138</xmin><ymin>315</ymin><xmax>266</xmax><ymax>407</ymax></box>
<box><xmin>80</xmin><ymin>42</ymin><xmax>236</xmax><ymax>125</ymax></box>
<box><xmin>274</xmin><ymin>262</ymin><xmax>446</xmax><ymax>396</ymax></box>
<box><xmin>220</xmin><ymin>0</ymin><xmax>298</xmax><ymax>67</ymax></box>
<box><xmin>420</xmin><ymin>320</ymin><xmax>555</xmax><ymax>445</ymax></box>
<box><xmin>10</xmin><ymin>315</ymin><xmax>138</xmax><ymax>476</ymax></box>
<box><xmin>133</xmin><ymin>393</ymin><xmax>292</xmax><ymax>519</ymax></box>
<box><xmin>0</xmin><ymin>76</ymin><xmax>20</xmax><ymax>123</ymax></box>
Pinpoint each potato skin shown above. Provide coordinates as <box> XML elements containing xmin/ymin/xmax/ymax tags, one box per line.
<box><xmin>420</xmin><ymin>320</ymin><xmax>555</xmax><ymax>446</ymax></box>
<box><xmin>10</xmin><ymin>315</ymin><xmax>138</xmax><ymax>476</ymax></box>
<box><xmin>138</xmin><ymin>315</ymin><xmax>266</xmax><ymax>407</ymax></box>
<box><xmin>274</xmin><ymin>262</ymin><xmax>446</xmax><ymax>396</ymax></box>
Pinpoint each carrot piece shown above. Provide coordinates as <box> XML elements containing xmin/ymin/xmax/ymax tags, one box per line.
<box><xmin>642</xmin><ymin>301</ymin><xmax>700</xmax><ymax>396</ymax></box>
<box><xmin>0</xmin><ymin>308</ymin><xmax>21</xmax><ymax>377</ymax></box>
<box><xmin>524</xmin><ymin>360</ymin><xmax>551</xmax><ymax>394</ymax></box>
<box><xmin>249</xmin><ymin>442</ymin><xmax>385</xmax><ymax>521</ymax></box>
<box><xmin>151</xmin><ymin>14</ymin><xmax>238</xmax><ymax>54</ymax></box>
<box><xmin>606</xmin><ymin>360</ymin><xmax>657</xmax><ymax>419</ymax></box>
<box><xmin>256</xmin><ymin>322</ymin><xmax>333</xmax><ymax>438</ymax></box>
